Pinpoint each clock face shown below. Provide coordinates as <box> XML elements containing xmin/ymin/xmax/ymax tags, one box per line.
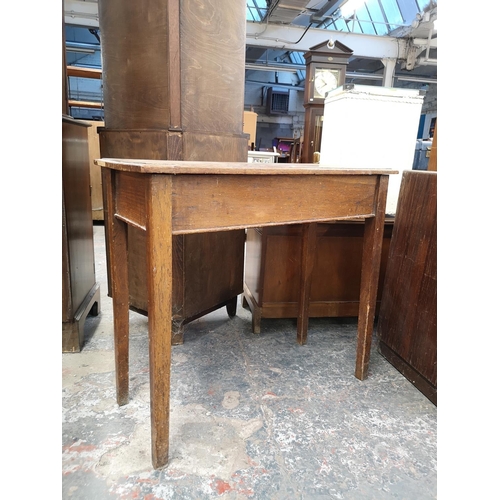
<box><xmin>313</xmin><ymin>68</ymin><xmax>339</xmax><ymax>99</ymax></box>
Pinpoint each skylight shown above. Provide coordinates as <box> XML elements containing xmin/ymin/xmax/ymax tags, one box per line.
<box><xmin>320</xmin><ymin>0</ymin><xmax>406</xmax><ymax>35</ymax></box>
<box><xmin>246</xmin><ymin>0</ymin><xmax>268</xmax><ymax>21</ymax></box>
<box><xmin>246</xmin><ymin>1</ymin><xmax>437</xmax><ymax>37</ymax></box>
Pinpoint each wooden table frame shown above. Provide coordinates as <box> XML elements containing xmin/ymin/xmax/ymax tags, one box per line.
<box><xmin>97</xmin><ymin>158</ymin><xmax>396</xmax><ymax>469</ymax></box>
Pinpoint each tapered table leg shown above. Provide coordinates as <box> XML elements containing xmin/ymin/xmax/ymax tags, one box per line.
<box><xmin>355</xmin><ymin>176</ymin><xmax>389</xmax><ymax>380</ymax></box>
<box><xmin>104</xmin><ymin>169</ymin><xmax>130</xmax><ymax>406</ymax></box>
<box><xmin>146</xmin><ymin>175</ymin><xmax>173</xmax><ymax>469</ymax></box>
<box><xmin>297</xmin><ymin>222</ymin><xmax>317</xmax><ymax>345</ymax></box>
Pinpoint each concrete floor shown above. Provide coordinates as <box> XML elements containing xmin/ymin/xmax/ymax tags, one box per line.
<box><xmin>62</xmin><ymin>224</ymin><xmax>437</xmax><ymax>499</ymax></box>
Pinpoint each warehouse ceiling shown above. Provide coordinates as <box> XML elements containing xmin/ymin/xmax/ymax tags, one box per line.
<box><xmin>64</xmin><ymin>0</ymin><xmax>437</xmax><ymax>107</ymax></box>
<box><xmin>243</xmin><ymin>0</ymin><xmax>437</xmax><ymax>87</ymax></box>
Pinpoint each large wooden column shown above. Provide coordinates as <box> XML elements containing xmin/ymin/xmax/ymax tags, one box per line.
<box><xmin>98</xmin><ymin>0</ymin><xmax>248</xmax><ymax>343</ymax></box>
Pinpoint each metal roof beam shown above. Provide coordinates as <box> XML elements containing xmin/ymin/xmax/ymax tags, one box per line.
<box><xmin>246</xmin><ymin>21</ymin><xmax>406</xmax><ymax>59</ymax></box>
<box><xmin>64</xmin><ymin>0</ymin><xmax>99</xmax><ymax>27</ymax></box>
<box><xmin>309</xmin><ymin>1</ymin><xmax>346</xmax><ymax>23</ymax></box>
<box><xmin>63</xmin><ymin>1</ymin><xmax>414</xmax><ymax>61</ymax></box>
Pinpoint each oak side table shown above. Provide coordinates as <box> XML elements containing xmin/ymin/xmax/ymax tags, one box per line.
<box><xmin>97</xmin><ymin>158</ymin><xmax>396</xmax><ymax>469</ymax></box>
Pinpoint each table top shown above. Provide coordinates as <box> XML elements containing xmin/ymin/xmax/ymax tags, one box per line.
<box><xmin>95</xmin><ymin>158</ymin><xmax>398</xmax><ymax>176</ymax></box>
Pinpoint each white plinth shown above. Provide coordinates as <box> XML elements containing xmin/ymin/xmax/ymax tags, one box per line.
<box><xmin>319</xmin><ymin>84</ymin><xmax>425</xmax><ymax>214</ymax></box>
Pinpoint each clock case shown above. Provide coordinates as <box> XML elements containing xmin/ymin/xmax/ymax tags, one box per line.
<box><xmin>302</xmin><ymin>40</ymin><xmax>353</xmax><ymax>163</ymax></box>
<box><xmin>303</xmin><ymin>40</ymin><xmax>353</xmax><ymax>104</ymax></box>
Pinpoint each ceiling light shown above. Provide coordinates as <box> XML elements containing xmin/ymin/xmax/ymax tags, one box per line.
<box><xmin>341</xmin><ymin>0</ymin><xmax>366</xmax><ymax>18</ymax></box>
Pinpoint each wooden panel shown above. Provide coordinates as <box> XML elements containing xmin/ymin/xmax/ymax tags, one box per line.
<box><xmin>172</xmin><ymin>175</ymin><xmax>378</xmax><ymax>233</ymax></box>
<box><xmin>243</xmin><ymin>111</ymin><xmax>257</xmax><ymax>146</ymax></box>
<box><xmin>377</xmin><ymin>170</ymin><xmax>437</xmax><ymax>403</ymax></box>
<box><xmin>99</xmin><ymin>0</ymin><xmax>170</xmax><ymax>129</ymax></box>
<box><xmin>116</xmin><ymin>172</ymin><xmax>147</xmax><ymax>229</ymax></box>
<box><xmin>125</xmin><ymin>223</ymin><xmax>245</xmax><ymax>329</ymax></box>
<box><xmin>124</xmin><ymin>229</ymin><xmax>201</xmax><ymax>331</ymax></box>
<box><xmin>183</xmin><ymin>132</ymin><xmax>248</xmax><ymax>161</ymax></box>
<box><xmin>62</xmin><ymin>119</ymin><xmax>95</xmax><ymax>312</ymax></box>
<box><xmin>181</xmin><ymin>0</ymin><xmax>246</xmax><ymax>134</ymax></box>
<box><xmin>183</xmin><ymin>230</ymin><xmax>245</xmax><ymax>317</ymax></box>
<box><xmin>62</xmin><ymin>198</ymin><xmax>72</xmax><ymax>321</ymax></box>
<box><xmin>245</xmin><ymin>221</ymin><xmax>393</xmax><ymax>318</ymax></box>
<box><xmin>263</xmin><ymin>233</ymin><xmax>371</xmax><ymax>304</ymax></box>
<box><xmin>263</xmin><ymin>232</ymin><xmax>303</xmax><ymax>303</ymax></box>
<box><xmin>99</xmin><ymin>129</ymin><xmax>183</xmax><ymax>160</ymax></box>
<box><xmin>84</xmin><ymin>120</ymin><xmax>105</xmax><ymax>220</ymax></box>
<box><xmin>127</xmin><ymin>226</ymin><xmax>149</xmax><ymax>313</ymax></box>
<box><xmin>258</xmin><ymin>301</ymin><xmax>362</xmax><ymax>318</ymax></box>
<box><xmin>166</xmin><ymin>0</ymin><xmax>181</xmax><ymax>129</ymax></box>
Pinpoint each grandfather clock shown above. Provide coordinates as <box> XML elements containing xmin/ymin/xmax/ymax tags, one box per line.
<box><xmin>302</xmin><ymin>40</ymin><xmax>352</xmax><ymax>163</ymax></box>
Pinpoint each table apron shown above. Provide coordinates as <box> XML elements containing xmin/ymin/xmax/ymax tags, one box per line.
<box><xmin>113</xmin><ymin>171</ymin><xmax>383</xmax><ymax>233</ymax></box>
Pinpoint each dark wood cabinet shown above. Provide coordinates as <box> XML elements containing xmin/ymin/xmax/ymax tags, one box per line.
<box><xmin>97</xmin><ymin>0</ymin><xmax>248</xmax><ymax>343</ymax></box>
<box><xmin>243</xmin><ymin>220</ymin><xmax>393</xmax><ymax>333</ymax></box>
<box><xmin>62</xmin><ymin>117</ymin><xmax>100</xmax><ymax>352</ymax></box>
<box><xmin>377</xmin><ymin>171</ymin><xmax>437</xmax><ymax>404</ymax></box>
